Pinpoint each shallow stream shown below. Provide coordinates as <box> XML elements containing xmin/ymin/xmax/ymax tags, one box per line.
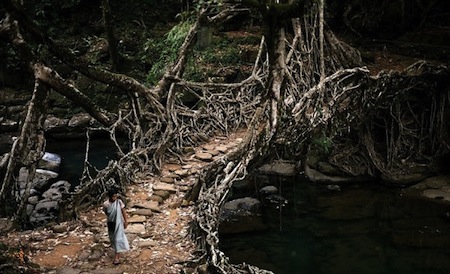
<box><xmin>45</xmin><ymin>138</ymin><xmax>119</xmax><ymax>189</ymax></box>
<box><xmin>220</xmin><ymin>175</ymin><xmax>450</xmax><ymax>274</ymax></box>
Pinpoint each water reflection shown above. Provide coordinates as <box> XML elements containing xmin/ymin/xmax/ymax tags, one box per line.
<box><xmin>45</xmin><ymin>138</ymin><xmax>120</xmax><ymax>189</ymax></box>
<box><xmin>220</xmin><ymin>175</ymin><xmax>450</xmax><ymax>274</ymax></box>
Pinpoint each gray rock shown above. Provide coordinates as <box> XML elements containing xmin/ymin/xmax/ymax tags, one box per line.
<box><xmin>57</xmin><ymin>267</ymin><xmax>81</xmax><ymax>274</ymax></box>
<box><xmin>32</xmin><ymin>169</ymin><xmax>59</xmax><ymax>190</ymax></box>
<box><xmin>89</xmin><ymin>269</ymin><xmax>123</xmax><ymax>274</ymax></box>
<box><xmin>30</xmin><ymin>199</ymin><xmax>59</xmax><ymax>227</ymax></box>
<box><xmin>221</xmin><ymin>197</ymin><xmax>262</xmax><ymax>218</ymax></box>
<box><xmin>128</xmin><ymin>215</ymin><xmax>146</xmax><ymax>223</ymax></box>
<box><xmin>38</xmin><ymin>152</ymin><xmax>62</xmax><ymax>172</ymax></box>
<box><xmin>68</xmin><ymin>113</ymin><xmax>92</xmax><ymax>128</ymax></box>
<box><xmin>133</xmin><ymin>209</ymin><xmax>154</xmax><ymax>217</ymax></box>
<box><xmin>28</xmin><ymin>195</ymin><xmax>39</xmax><ymax>205</ymax></box>
<box><xmin>0</xmin><ymin>119</ymin><xmax>18</xmax><ymax>132</ymax></box>
<box><xmin>133</xmin><ymin>201</ymin><xmax>161</xmax><ymax>212</ymax></box>
<box><xmin>153</xmin><ymin>190</ymin><xmax>170</xmax><ymax>199</ymax></box>
<box><xmin>77</xmin><ymin>250</ymin><xmax>91</xmax><ymax>261</ymax></box>
<box><xmin>7</xmin><ymin>105</ymin><xmax>25</xmax><ymax>114</ymax></box>
<box><xmin>422</xmin><ymin>175</ymin><xmax>450</xmax><ymax>189</ymax></box>
<box><xmin>126</xmin><ymin>223</ymin><xmax>146</xmax><ymax>234</ymax></box>
<box><xmin>259</xmin><ymin>185</ymin><xmax>278</xmax><ymax>195</ymax></box>
<box><xmin>0</xmin><ymin>218</ymin><xmax>14</xmax><ymax>233</ymax></box>
<box><xmin>50</xmin><ymin>180</ymin><xmax>71</xmax><ymax>193</ymax></box>
<box><xmin>18</xmin><ymin>167</ymin><xmax>29</xmax><ymax>188</ymax></box>
<box><xmin>26</xmin><ymin>204</ymin><xmax>34</xmax><ymax>216</ymax></box>
<box><xmin>34</xmin><ymin>200</ymin><xmax>59</xmax><ymax>214</ymax></box>
<box><xmin>42</xmin><ymin>188</ymin><xmax>63</xmax><ymax>201</ymax></box>
<box><xmin>137</xmin><ymin>239</ymin><xmax>157</xmax><ymax>248</ymax></box>
<box><xmin>258</xmin><ymin>161</ymin><xmax>297</xmax><ymax>176</ymax></box>
<box><xmin>52</xmin><ymin>224</ymin><xmax>67</xmax><ymax>233</ymax></box>
<box><xmin>422</xmin><ymin>189</ymin><xmax>450</xmax><ymax>202</ymax></box>
<box><xmin>148</xmin><ymin>195</ymin><xmax>163</xmax><ymax>203</ymax></box>
<box><xmin>88</xmin><ymin>249</ymin><xmax>103</xmax><ymax>261</ymax></box>
<box><xmin>153</xmin><ymin>182</ymin><xmax>176</xmax><ymax>193</ymax></box>
<box><xmin>44</xmin><ymin>116</ymin><xmax>69</xmax><ymax>132</ymax></box>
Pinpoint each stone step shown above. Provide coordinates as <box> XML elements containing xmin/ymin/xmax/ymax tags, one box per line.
<box><xmin>153</xmin><ymin>182</ymin><xmax>177</xmax><ymax>193</ymax></box>
<box><xmin>133</xmin><ymin>201</ymin><xmax>161</xmax><ymax>212</ymax></box>
<box><xmin>128</xmin><ymin>215</ymin><xmax>146</xmax><ymax>223</ymax></box>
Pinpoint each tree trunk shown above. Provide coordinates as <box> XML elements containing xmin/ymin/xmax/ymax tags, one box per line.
<box><xmin>101</xmin><ymin>0</ymin><xmax>119</xmax><ymax>71</ymax></box>
<box><xmin>0</xmin><ymin>79</ymin><xmax>48</xmax><ymax>217</ymax></box>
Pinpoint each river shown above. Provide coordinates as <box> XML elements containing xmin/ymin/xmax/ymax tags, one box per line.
<box><xmin>220</xmin><ymin>175</ymin><xmax>450</xmax><ymax>274</ymax></box>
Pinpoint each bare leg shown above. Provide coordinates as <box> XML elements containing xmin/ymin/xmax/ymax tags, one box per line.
<box><xmin>113</xmin><ymin>253</ymin><xmax>120</xmax><ymax>264</ymax></box>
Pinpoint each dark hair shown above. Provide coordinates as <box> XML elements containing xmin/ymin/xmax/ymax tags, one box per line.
<box><xmin>107</xmin><ymin>188</ymin><xmax>118</xmax><ymax>198</ymax></box>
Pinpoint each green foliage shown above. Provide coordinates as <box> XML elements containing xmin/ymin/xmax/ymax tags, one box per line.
<box><xmin>35</xmin><ymin>0</ymin><xmax>81</xmax><ymax>18</ymax></box>
<box><xmin>194</xmin><ymin>0</ymin><xmax>224</xmax><ymax>11</ymax></box>
<box><xmin>312</xmin><ymin>134</ymin><xmax>333</xmax><ymax>154</ymax></box>
<box><xmin>183</xmin><ymin>37</ymin><xmax>242</xmax><ymax>81</ymax></box>
<box><xmin>145</xmin><ymin>20</ymin><xmax>194</xmax><ymax>85</ymax></box>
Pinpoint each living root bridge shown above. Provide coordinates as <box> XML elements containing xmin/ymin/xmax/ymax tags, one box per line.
<box><xmin>289</xmin><ymin>61</ymin><xmax>450</xmax><ymax>182</ymax></box>
<box><xmin>190</xmin><ymin>61</ymin><xmax>450</xmax><ymax>273</ymax></box>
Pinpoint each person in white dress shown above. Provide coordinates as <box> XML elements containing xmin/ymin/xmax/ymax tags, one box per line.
<box><xmin>103</xmin><ymin>188</ymin><xmax>129</xmax><ymax>265</ymax></box>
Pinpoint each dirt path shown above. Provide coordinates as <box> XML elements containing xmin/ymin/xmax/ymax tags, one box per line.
<box><xmin>0</xmin><ymin>131</ymin><xmax>245</xmax><ymax>274</ymax></box>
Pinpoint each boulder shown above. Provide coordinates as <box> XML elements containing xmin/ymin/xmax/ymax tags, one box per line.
<box><xmin>50</xmin><ymin>180</ymin><xmax>71</xmax><ymax>193</ymax></box>
<box><xmin>259</xmin><ymin>185</ymin><xmax>278</xmax><ymax>195</ymax></box>
<box><xmin>30</xmin><ymin>199</ymin><xmax>60</xmax><ymax>227</ymax></box>
<box><xmin>153</xmin><ymin>190</ymin><xmax>170</xmax><ymax>199</ymax></box>
<box><xmin>68</xmin><ymin>113</ymin><xmax>92</xmax><ymax>128</ymax></box>
<box><xmin>44</xmin><ymin>116</ymin><xmax>69</xmax><ymax>133</ymax></box>
<box><xmin>32</xmin><ymin>169</ymin><xmax>59</xmax><ymax>190</ymax></box>
<box><xmin>219</xmin><ymin>197</ymin><xmax>266</xmax><ymax>234</ymax></box>
<box><xmin>258</xmin><ymin>160</ymin><xmax>297</xmax><ymax>176</ymax></box>
<box><xmin>0</xmin><ymin>119</ymin><xmax>18</xmax><ymax>132</ymax></box>
<box><xmin>0</xmin><ymin>218</ymin><xmax>14</xmax><ymax>234</ymax></box>
<box><xmin>221</xmin><ymin>197</ymin><xmax>262</xmax><ymax>217</ymax></box>
<box><xmin>42</xmin><ymin>188</ymin><xmax>63</xmax><ymax>201</ymax></box>
<box><xmin>19</xmin><ymin>167</ymin><xmax>59</xmax><ymax>191</ymax></box>
<box><xmin>52</xmin><ymin>224</ymin><xmax>68</xmax><ymax>233</ymax></box>
<box><xmin>27</xmin><ymin>195</ymin><xmax>39</xmax><ymax>205</ymax></box>
<box><xmin>422</xmin><ymin>189</ymin><xmax>450</xmax><ymax>202</ymax></box>
<box><xmin>38</xmin><ymin>152</ymin><xmax>62</xmax><ymax>172</ymax></box>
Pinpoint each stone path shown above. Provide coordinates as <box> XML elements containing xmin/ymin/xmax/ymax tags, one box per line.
<box><xmin>0</xmin><ymin>131</ymin><xmax>245</xmax><ymax>274</ymax></box>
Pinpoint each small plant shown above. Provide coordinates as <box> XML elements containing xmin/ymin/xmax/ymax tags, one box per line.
<box><xmin>312</xmin><ymin>134</ymin><xmax>333</xmax><ymax>154</ymax></box>
<box><xmin>145</xmin><ymin>20</ymin><xmax>194</xmax><ymax>85</ymax></box>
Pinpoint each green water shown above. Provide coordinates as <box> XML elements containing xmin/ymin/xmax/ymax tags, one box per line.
<box><xmin>220</xmin><ymin>176</ymin><xmax>450</xmax><ymax>274</ymax></box>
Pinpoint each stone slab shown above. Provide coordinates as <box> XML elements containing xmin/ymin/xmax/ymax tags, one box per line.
<box><xmin>153</xmin><ymin>182</ymin><xmax>177</xmax><ymax>193</ymax></box>
<box><xmin>128</xmin><ymin>215</ymin><xmax>146</xmax><ymax>223</ymax></box>
<box><xmin>133</xmin><ymin>201</ymin><xmax>161</xmax><ymax>212</ymax></box>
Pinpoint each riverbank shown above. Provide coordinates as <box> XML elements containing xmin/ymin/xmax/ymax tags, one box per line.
<box><xmin>0</xmin><ymin>131</ymin><xmax>245</xmax><ymax>274</ymax></box>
